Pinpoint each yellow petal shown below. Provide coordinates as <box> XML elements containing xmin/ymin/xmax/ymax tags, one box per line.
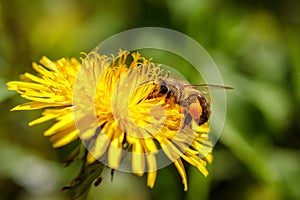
<box><xmin>39</xmin><ymin>56</ymin><xmax>59</xmax><ymax>72</ymax></box>
<box><xmin>108</xmin><ymin>137</ymin><xmax>122</xmax><ymax>169</ymax></box>
<box><xmin>159</xmin><ymin>137</ymin><xmax>181</xmax><ymax>161</ymax></box>
<box><xmin>11</xmin><ymin>102</ymin><xmax>63</xmax><ymax>111</ymax></box>
<box><xmin>87</xmin><ymin>153</ymin><xmax>97</xmax><ymax>163</ymax></box>
<box><xmin>44</xmin><ymin>113</ymin><xmax>74</xmax><ymax>136</ymax></box>
<box><xmin>147</xmin><ymin>171</ymin><xmax>157</xmax><ymax>188</ymax></box>
<box><xmin>32</xmin><ymin>62</ymin><xmax>54</xmax><ymax>77</ymax></box>
<box><xmin>20</xmin><ymin>94</ymin><xmax>68</xmax><ymax>104</ymax></box>
<box><xmin>204</xmin><ymin>153</ymin><xmax>213</xmax><ymax>163</ymax></box>
<box><xmin>132</xmin><ymin>141</ymin><xmax>145</xmax><ymax>176</ymax></box>
<box><xmin>50</xmin><ymin>129</ymin><xmax>78</xmax><ymax>148</ymax></box>
<box><xmin>173</xmin><ymin>159</ymin><xmax>188</xmax><ymax>191</ymax></box>
<box><xmin>87</xmin><ymin>132</ymin><xmax>110</xmax><ymax>163</ymax></box>
<box><xmin>80</xmin><ymin>127</ymin><xmax>97</xmax><ymax>140</ymax></box>
<box><xmin>29</xmin><ymin>113</ymin><xmax>59</xmax><ymax>126</ymax></box>
<box><xmin>181</xmin><ymin>153</ymin><xmax>208</xmax><ymax>177</ymax></box>
<box><xmin>143</xmin><ymin>138</ymin><xmax>158</xmax><ymax>153</ymax></box>
<box><xmin>7</xmin><ymin>81</ymin><xmax>46</xmax><ymax>91</ymax></box>
<box><xmin>146</xmin><ymin>153</ymin><xmax>157</xmax><ymax>188</ymax></box>
<box><xmin>24</xmin><ymin>72</ymin><xmax>49</xmax><ymax>85</ymax></box>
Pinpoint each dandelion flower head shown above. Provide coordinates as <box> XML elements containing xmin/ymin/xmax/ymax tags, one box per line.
<box><xmin>7</xmin><ymin>50</ymin><xmax>213</xmax><ymax>192</ymax></box>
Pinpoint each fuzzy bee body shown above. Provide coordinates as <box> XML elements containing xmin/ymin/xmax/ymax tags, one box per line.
<box><xmin>148</xmin><ymin>77</ymin><xmax>211</xmax><ymax>129</ymax></box>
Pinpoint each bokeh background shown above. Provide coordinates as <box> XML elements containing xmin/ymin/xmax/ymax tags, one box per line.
<box><xmin>1</xmin><ymin>0</ymin><xmax>299</xmax><ymax>199</ymax></box>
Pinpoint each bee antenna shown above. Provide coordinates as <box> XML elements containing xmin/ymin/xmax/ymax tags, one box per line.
<box><xmin>185</xmin><ymin>84</ymin><xmax>233</xmax><ymax>89</ymax></box>
<box><xmin>139</xmin><ymin>80</ymin><xmax>153</xmax><ymax>86</ymax></box>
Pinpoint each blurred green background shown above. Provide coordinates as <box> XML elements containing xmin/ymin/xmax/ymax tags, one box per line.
<box><xmin>1</xmin><ymin>0</ymin><xmax>299</xmax><ymax>199</ymax></box>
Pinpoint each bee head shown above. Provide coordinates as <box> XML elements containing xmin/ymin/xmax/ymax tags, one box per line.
<box><xmin>159</xmin><ymin>85</ymin><xmax>168</xmax><ymax>95</ymax></box>
<box><xmin>155</xmin><ymin>78</ymin><xmax>169</xmax><ymax>95</ymax></box>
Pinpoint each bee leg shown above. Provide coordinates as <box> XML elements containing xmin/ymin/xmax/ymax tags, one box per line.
<box><xmin>183</xmin><ymin>113</ymin><xmax>192</xmax><ymax>127</ymax></box>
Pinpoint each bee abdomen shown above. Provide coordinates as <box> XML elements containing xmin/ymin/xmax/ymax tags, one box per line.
<box><xmin>197</xmin><ymin>94</ymin><xmax>211</xmax><ymax>125</ymax></box>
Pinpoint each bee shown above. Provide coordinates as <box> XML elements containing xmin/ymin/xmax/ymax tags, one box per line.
<box><xmin>147</xmin><ymin>77</ymin><xmax>232</xmax><ymax>129</ymax></box>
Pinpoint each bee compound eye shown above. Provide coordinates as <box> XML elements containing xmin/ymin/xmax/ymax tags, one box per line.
<box><xmin>159</xmin><ymin>85</ymin><xmax>168</xmax><ymax>94</ymax></box>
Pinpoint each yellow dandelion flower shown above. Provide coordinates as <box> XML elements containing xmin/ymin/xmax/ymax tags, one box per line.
<box><xmin>7</xmin><ymin>57</ymin><xmax>80</xmax><ymax>147</ymax></box>
<box><xmin>7</xmin><ymin>50</ymin><xmax>213</xmax><ymax>194</ymax></box>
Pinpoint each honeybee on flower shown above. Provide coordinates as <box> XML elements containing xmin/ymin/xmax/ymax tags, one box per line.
<box><xmin>7</xmin><ymin>50</ymin><xmax>226</xmax><ymax>198</ymax></box>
